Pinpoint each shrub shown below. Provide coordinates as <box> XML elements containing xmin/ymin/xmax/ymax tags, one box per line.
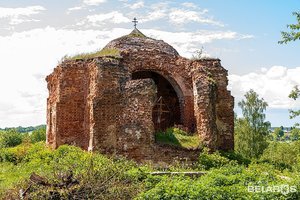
<box><xmin>198</xmin><ymin>148</ymin><xmax>232</xmax><ymax>170</ymax></box>
<box><xmin>1</xmin><ymin>142</ymin><xmax>300</xmax><ymax>199</ymax></box>
<box><xmin>30</xmin><ymin>127</ymin><xmax>46</xmax><ymax>143</ymax></box>
<box><xmin>260</xmin><ymin>141</ymin><xmax>300</xmax><ymax>171</ymax></box>
<box><xmin>0</xmin><ymin>143</ymin><xmax>31</xmax><ymax>164</ymax></box>
<box><xmin>23</xmin><ymin>142</ymin><xmax>53</xmax><ymax>163</ymax></box>
<box><xmin>290</xmin><ymin>128</ymin><xmax>300</xmax><ymax>141</ymax></box>
<box><xmin>220</xmin><ymin>151</ymin><xmax>251</xmax><ymax>166</ymax></box>
<box><xmin>137</xmin><ymin>164</ymin><xmax>300</xmax><ymax>200</ymax></box>
<box><xmin>0</xmin><ymin>144</ymin><xmax>146</xmax><ymax>199</ymax></box>
<box><xmin>0</xmin><ymin>130</ymin><xmax>23</xmax><ymax>148</ymax></box>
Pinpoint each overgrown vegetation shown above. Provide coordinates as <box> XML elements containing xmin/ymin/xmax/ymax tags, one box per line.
<box><xmin>155</xmin><ymin>127</ymin><xmax>201</xmax><ymax>149</ymax></box>
<box><xmin>260</xmin><ymin>141</ymin><xmax>300</xmax><ymax>171</ymax></box>
<box><xmin>61</xmin><ymin>47</ymin><xmax>121</xmax><ymax>61</ymax></box>
<box><xmin>0</xmin><ymin>143</ymin><xmax>145</xmax><ymax>199</ymax></box>
<box><xmin>1</xmin><ymin>142</ymin><xmax>300</xmax><ymax>199</ymax></box>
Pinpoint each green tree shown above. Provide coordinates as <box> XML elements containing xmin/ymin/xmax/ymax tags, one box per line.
<box><xmin>235</xmin><ymin>89</ymin><xmax>270</xmax><ymax>159</ymax></box>
<box><xmin>0</xmin><ymin>129</ymin><xmax>23</xmax><ymax>148</ymax></box>
<box><xmin>289</xmin><ymin>86</ymin><xmax>300</xmax><ymax>127</ymax></box>
<box><xmin>273</xmin><ymin>126</ymin><xmax>285</xmax><ymax>141</ymax></box>
<box><xmin>278</xmin><ymin>12</ymin><xmax>300</xmax><ymax>44</ymax></box>
<box><xmin>290</xmin><ymin>128</ymin><xmax>300</xmax><ymax>141</ymax></box>
<box><xmin>279</xmin><ymin>12</ymin><xmax>300</xmax><ymax>126</ymax></box>
<box><xmin>30</xmin><ymin>127</ymin><xmax>46</xmax><ymax>143</ymax></box>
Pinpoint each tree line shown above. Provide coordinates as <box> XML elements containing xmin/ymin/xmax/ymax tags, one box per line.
<box><xmin>235</xmin><ymin>11</ymin><xmax>300</xmax><ymax>159</ymax></box>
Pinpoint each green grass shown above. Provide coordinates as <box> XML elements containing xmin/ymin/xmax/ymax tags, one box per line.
<box><xmin>0</xmin><ymin>163</ymin><xmax>27</xmax><ymax>193</ymax></box>
<box><xmin>62</xmin><ymin>48</ymin><xmax>120</xmax><ymax>61</ymax></box>
<box><xmin>1</xmin><ymin>141</ymin><xmax>300</xmax><ymax>199</ymax></box>
<box><xmin>127</xmin><ymin>29</ymin><xmax>147</xmax><ymax>38</ymax></box>
<box><xmin>0</xmin><ymin>143</ymin><xmax>145</xmax><ymax>199</ymax></box>
<box><xmin>155</xmin><ymin>128</ymin><xmax>201</xmax><ymax>149</ymax></box>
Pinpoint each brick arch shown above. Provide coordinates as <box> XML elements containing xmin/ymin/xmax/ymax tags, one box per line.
<box><xmin>130</xmin><ymin>67</ymin><xmax>193</xmax><ymax>97</ymax></box>
<box><xmin>131</xmin><ymin>69</ymin><xmax>184</xmax><ymax>100</ymax></box>
<box><xmin>130</xmin><ymin>68</ymin><xmax>195</xmax><ymax>132</ymax></box>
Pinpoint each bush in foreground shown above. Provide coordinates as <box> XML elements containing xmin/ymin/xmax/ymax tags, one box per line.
<box><xmin>260</xmin><ymin>141</ymin><xmax>300</xmax><ymax>171</ymax></box>
<box><xmin>0</xmin><ymin>129</ymin><xmax>23</xmax><ymax>148</ymax></box>
<box><xmin>1</xmin><ymin>142</ymin><xmax>300</xmax><ymax>199</ymax></box>
<box><xmin>0</xmin><ymin>143</ymin><xmax>145</xmax><ymax>199</ymax></box>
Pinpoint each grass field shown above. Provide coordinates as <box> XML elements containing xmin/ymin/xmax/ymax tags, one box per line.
<box><xmin>155</xmin><ymin>128</ymin><xmax>201</xmax><ymax>149</ymax></box>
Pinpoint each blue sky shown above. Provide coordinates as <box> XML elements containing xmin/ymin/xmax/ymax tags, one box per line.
<box><xmin>0</xmin><ymin>0</ymin><xmax>299</xmax><ymax>127</ymax></box>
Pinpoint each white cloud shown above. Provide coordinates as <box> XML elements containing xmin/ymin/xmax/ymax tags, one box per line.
<box><xmin>0</xmin><ymin>6</ymin><xmax>45</xmax><ymax>25</ymax></box>
<box><xmin>141</xmin><ymin>3</ymin><xmax>215</xmax><ymax>26</ymax></box>
<box><xmin>83</xmin><ymin>0</ymin><xmax>107</xmax><ymax>6</ymax></box>
<box><xmin>266</xmin><ymin>66</ymin><xmax>287</xmax><ymax>79</ymax></box>
<box><xmin>86</xmin><ymin>11</ymin><xmax>130</xmax><ymax>26</ymax></box>
<box><xmin>66</xmin><ymin>6</ymin><xmax>85</xmax><ymax>15</ymax></box>
<box><xmin>141</xmin><ymin>9</ymin><xmax>167</xmax><ymax>22</ymax></box>
<box><xmin>67</xmin><ymin>6</ymin><xmax>84</xmax><ymax>12</ymax></box>
<box><xmin>143</xmin><ymin>29</ymin><xmax>253</xmax><ymax>57</ymax></box>
<box><xmin>228</xmin><ymin>66</ymin><xmax>300</xmax><ymax>109</ymax></box>
<box><xmin>141</xmin><ymin>2</ymin><xmax>169</xmax><ymax>22</ymax></box>
<box><xmin>129</xmin><ymin>1</ymin><xmax>144</xmax><ymax>9</ymax></box>
<box><xmin>169</xmin><ymin>8</ymin><xmax>223</xmax><ymax>26</ymax></box>
<box><xmin>0</xmin><ymin>6</ymin><xmax>45</xmax><ymax>18</ymax></box>
<box><xmin>149</xmin><ymin>2</ymin><xmax>170</xmax><ymax>10</ymax></box>
<box><xmin>0</xmin><ymin>27</ymin><xmax>129</xmax><ymax>127</ymax></box>
<box><xmin>10</xmin><ymin>18</ymin><xmax>40</xmax><ymax>25</ymax></box>
<box><xmin>181</xmin><ymin>2</ymin><xmax>198</xmax><ymax>9</ymax></box>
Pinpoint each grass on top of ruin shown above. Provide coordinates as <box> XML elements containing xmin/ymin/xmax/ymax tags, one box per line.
<box><xmin>155</xmin><ymin>127</ymin><xmax>202</xmax><ymax>150</ymax></box>
<box><xmin>61</xmin><ymin>47</ymin><xmax>121</xmax><ymax>61</ymax></box>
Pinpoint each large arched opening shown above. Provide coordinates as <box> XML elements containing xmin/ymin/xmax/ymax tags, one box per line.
<box><xmin>132</xmin><ymin>71</ymin><xmax>183</xmax><ymax>132</ymax></box>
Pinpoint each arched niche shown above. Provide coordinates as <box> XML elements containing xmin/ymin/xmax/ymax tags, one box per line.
<box><xmin>131</xmin><ymin>70</ymin><xmax>184</xmax><ymax>131</ymax></box>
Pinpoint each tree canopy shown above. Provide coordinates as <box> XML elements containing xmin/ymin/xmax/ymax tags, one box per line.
<box><xmin>273</xmin><ymin>127</ymin><xmax>284</xmax><ymax>141</ymax></box>
<box><xmin>279</xmin><ymin>12</ymin><xmax>300</xmax><ymax>126</ymax></box>
<box><xmin>289</xmin><ymin>86</ymin><xmax>300</xmax><ymax>127</ymax></box>
<box><xmin>235</xmin><ymin>89</ymin><xmax>270</xmax><ymax>159</ymax></box>
<box><xmin>279</xmin><ymin>12</ymin><xmax>300</xmax><ymax>44</ymax></box>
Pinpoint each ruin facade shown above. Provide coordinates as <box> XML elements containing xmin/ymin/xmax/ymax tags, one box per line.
<box><xmin>46</xmin><ymin>28</ymin><xmax>234</xmax><ymax>162</ymax></box>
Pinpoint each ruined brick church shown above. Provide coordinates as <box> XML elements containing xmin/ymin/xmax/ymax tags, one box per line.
<box><xmin>46</xmin><ymin>26</ymin><xmax>234</xmax><ymax>162</ymax></box>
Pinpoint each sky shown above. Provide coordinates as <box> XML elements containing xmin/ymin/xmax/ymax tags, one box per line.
<box><xmin>0</xmin><ymin>0</ymin><xmax>299</xmax><ymax>128</ymax></box>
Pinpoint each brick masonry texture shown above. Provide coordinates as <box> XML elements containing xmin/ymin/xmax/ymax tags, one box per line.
<box><xmin>46</xmin><ymin>29</ymin><xmax>234</xmax><ymax>162</ymax></box>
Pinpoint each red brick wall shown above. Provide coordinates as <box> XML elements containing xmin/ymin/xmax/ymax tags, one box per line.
<box><xmin>46</xmin><ymin>37</ymin><xmax>235</xmax><ymax>162</ymax></box>
<box><xmin>191</xmin><ymin>59</ymin><xmax>234</xmax><ymax>150</ymax></box>
<box><xmin>118</xmin><ymin>79</ymin><xmax>157</xmax><ymax>160</ymax></box>
<box><xmin>46</xmin><ymin>61</ymin><xmax>90</xmax><ymax>149</ymax></box>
